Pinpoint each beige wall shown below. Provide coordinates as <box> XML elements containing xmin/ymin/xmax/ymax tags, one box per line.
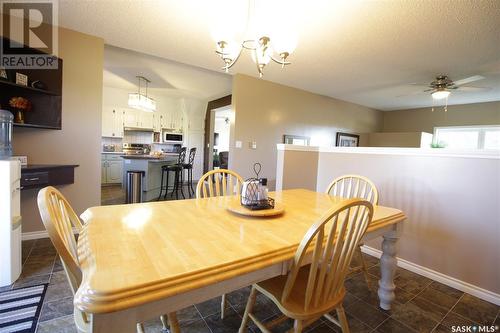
<box><xmin>230</xmin><ymin>74</ymin><xmax>383</xmax><ymax>187</ymax></box>
<box><xmin>359</xmin><ymin>132</ymin><xmax>432</xmax><ymax>148</ymax></box>
<box><xmin>383</xmin><ymin>101</ymin><xmax>500</xmax><ymax>133</ymax></box>
<box><xmin>276</xmin><ymin>148</ymin><xmax>319</xmax><ymax>191</ymax></box>
<box><xmin>12</xmin><ymin>28</ymin><xmax>104</xmax><ymax>233</ymax></box>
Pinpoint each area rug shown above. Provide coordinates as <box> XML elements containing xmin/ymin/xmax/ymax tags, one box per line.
<box><xmin>0</xmin><ymin>284</ymin><xmax>48</xmax><ymax>333</ymax></box>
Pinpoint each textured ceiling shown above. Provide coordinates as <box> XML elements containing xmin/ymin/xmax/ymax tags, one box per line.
<box><xmin>59</xmin><ymin>0</ymin><xmax>500</xmax><ymax>110</ymax></box>
<box><xmin>103</xmin><ymin>46</ymin><xmax>232</xmax><ymax>100</ymax></box>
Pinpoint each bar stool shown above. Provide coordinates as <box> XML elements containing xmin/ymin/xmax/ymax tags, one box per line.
<box><xmin>158</xmin><ymin>147</ymin><xmax>187</xmax><ymax>200</ymax></box>
<box><xmin>183</xmin><ymin>148</ymin><xmax>197</xmax><ymax>197</ymax></box>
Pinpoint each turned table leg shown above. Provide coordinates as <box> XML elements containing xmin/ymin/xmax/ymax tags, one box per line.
<box><xmin>377</xmin><ymin>229</ymin><xmax>399</xmax><ymax>310</ymax></box>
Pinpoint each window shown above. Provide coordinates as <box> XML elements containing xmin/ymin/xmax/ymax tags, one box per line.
<box><xmin>433</xmin><ymin>126</ymin><xmax>500</xmax><ymax>150</ymax></box>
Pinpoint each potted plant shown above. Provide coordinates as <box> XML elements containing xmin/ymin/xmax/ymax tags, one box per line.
<box><xmin>9</xmin><ymin>97</ymin><xmax>32</xmax><ymax>124</ymax></box>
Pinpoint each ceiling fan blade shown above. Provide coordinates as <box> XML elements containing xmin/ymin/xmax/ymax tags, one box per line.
<box><xmin>453</xmin><ymin>75</ymin><xmax>484</xmax><ymax>86</ymax></box>
<box><xmin>396</xmin><ymin>91</ymin><xmax>427</xmax><ymax>98</ymax></box>
<box><xmin>455</xmin><ymin>86</ymin><xmax>490</xmax><ymax>92</ymax></box>
<box><xmin>409</xmin><ymin>83</ymin><xmax>432</xmax><ymax>88</ymax></box>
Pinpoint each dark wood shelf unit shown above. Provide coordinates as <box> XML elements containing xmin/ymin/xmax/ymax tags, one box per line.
<box><xmin>0</xmin><ymin>80</ymin><xmax>60</xmax><ymax>96</ymax></box>
<box><xmin>21</xmin><ymin>164</ymin><xmax>79</xmax><ymax>190</ymax></box>
<box><xmin>1</xmin><ymin>37</ymin><xmax>63</xmax><ymax>130</ymax></box>
<box><xmin>13</xmin><ymin>123</ymin><xmax>61</xmax><ymax>130</ymax></box>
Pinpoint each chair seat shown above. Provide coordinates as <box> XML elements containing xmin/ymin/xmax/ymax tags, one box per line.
<box><xmin>255</xmin><ymin>265</ymin><xmax>346</xmax><ymax>320</ymax></box>
<box><xmin>182</xmin><ymin>163</ymin><xmax>193</xmax><ymax>169</ymax></box>
<box><xmin>162</xmin><ymin>164</ymin><xmax>182</xmax><ymax>171</ymax></box>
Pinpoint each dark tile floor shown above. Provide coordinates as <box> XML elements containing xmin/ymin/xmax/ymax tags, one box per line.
<box><xmin>101</xmin><ymin>184</ymin><xmax>194</xmax><ymax>205</ymax></box>
<box><xmin>2</xmin><ymin>239</ymin><xmax>498</xmax><ymax>333</ymax></box>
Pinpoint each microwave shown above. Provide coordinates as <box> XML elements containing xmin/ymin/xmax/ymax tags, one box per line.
<box><xmin>164</xmin><ymin>131</ymin><xmax>183</xmax><ymax>143</ymax></box>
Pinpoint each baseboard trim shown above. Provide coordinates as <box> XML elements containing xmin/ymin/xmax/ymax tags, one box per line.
<box><xmin>361</xmin><ymin>245</ymin><xmax>500</xmax><ymax>306</ymax></box>
<box><xmin>22</xmin><ymin>228</ymin><xmax>78</xmax><ymax>241</ymax></box>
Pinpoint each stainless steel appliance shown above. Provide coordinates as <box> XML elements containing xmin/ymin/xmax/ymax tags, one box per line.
<box><xmin>161</xmin><ymin>144</ymin><xmax>182</xmax><ymax>154</ymax></box>
<box><xmin>124</xmin><ymin>126</ymin><xmax>154</xmax><ymax>132</ymax></box>
<box><xmin>163</xmin><ymin>130</ymin><xmax>183</xmax><ymax>143</ymax></box>
<box><xmin>102</xmin><ymin>144</ymin><xmax>116</xmax><ymax>152</ymax></box>
<box><xmin>122</xmin><ymin>143</ymin><xmax>151</xmax><ymax>155</ymax></box>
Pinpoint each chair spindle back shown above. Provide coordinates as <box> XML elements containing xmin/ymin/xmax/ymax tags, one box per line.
<box><xmin>281</xmin><ymin>199</ymin><xmax>373</xmax><ymax>311</ymax></box>
<box><xmin>196</xmin><ymin>169</ymin><xmax>244</xmax><ymax>198</ymax></box>
<box><xmin>37</xmin><ymin>186</ymin><xmax>82</xmax><ymax>293</ymax></box>
<box><xmin>326</xmin><ymin>175</ymin><xmax>379</xmax><ymax>205</ymax></box>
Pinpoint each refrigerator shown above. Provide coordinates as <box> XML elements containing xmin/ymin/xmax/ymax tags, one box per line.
<box><xmin>0</xmin><ymin>160</ymin><xmax>22</xmax><ymax>287</ymax></box>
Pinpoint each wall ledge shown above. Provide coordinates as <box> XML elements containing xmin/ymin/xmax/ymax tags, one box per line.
<box><xmin>362</xmin><ymin>245</ymin><xmax>500</xmax><ymax>306</ymax></box>
<box><xmin>277</xmin><ymin>144</ymin><xmax>500</xmax><ymax>159</ymax></box>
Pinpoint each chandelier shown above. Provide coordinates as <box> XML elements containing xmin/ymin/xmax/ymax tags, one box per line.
<box><xmin>211</xmin><ymin>0</ymin><xmax>298</xmax><ymax>78</ymax></box>
<box><xmin>128</xmin><ymin>76</ymin><xmax>156</xmax><ymax>112</ymax></box>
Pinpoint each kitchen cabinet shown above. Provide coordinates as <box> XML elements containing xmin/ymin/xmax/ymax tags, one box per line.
<box><xmin>165</xmin><ymin>109</ymin><xmax>183</xmax><ymax>131</ymax></box>
<box><xmin>139</xmin><ymin>112</ymin><xmax>154</xmax><ymax>129</ymax></box>
<box><xmin>101</xmin><ymin>154</ymin><xmax>123</xmax><ymax>184</ymax></box>
<box><xmin>102</xmin><ymin>107</ymin><xmax>123</xmax><ymax>138</ymax></box>
<box><xmin>122</xmin><ymin>108</ymin><xmax>155</xmax><ymax>129</ymax></box>
<box><xmin>153</xmin><ymin>110</ymin><xmax>171</xmax><ymax>132</ymax></box>
<box><xmin>123</xmin><ymin>109</ymin><xmax>139</xmax><ymax>128</ymax></box>
<box><xmin>106</xmin><ymin>160</ymin><xmax>122</xmax><ymax>183</ymax></box>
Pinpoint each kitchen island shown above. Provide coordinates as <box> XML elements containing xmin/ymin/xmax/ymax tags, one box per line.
<box><xmin>121</xmin><ymin>154</ymin><xmax>179</xmax><ymax>201</ymax></box>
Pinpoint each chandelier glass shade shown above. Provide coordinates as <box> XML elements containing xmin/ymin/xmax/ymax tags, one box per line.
<box><xmin>211</xmin><ymin>0</ymin><xmax>298</xmax><ymax>77</ymax></box>
<box><xmin>128</xmin><ymin>76</ymin><xmax>156</xmax><ymax>112</ymax></box>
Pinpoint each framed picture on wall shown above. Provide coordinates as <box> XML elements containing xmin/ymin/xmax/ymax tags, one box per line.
<box><xmin>283</xmin><ymin>134</ymin><xmax>310</xmax><ymax>146</ymax></box>
<box><xmin>336</xmin><ymin>132</ymin><xmax>359</xmax><ymax>147</ymax></box>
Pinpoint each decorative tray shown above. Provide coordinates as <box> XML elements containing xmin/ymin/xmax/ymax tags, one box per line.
<box><xmin>226</xmin><ymin>197</ymin><xmax>284</xmax><ymax>217</ymax></box>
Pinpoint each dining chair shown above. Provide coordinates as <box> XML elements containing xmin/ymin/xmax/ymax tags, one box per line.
<box><xmin>158</xmin><ymin>147</ymin><xmax>187</xmax><ymax>200</ymax></box>
<box><xmin>182</xmin><ymin>147</ymin><xmax>197</xmax><ymax>197</ymax></box>
<box><xmin>196</xmin><ymin>168</ymin><xmax>244</xmax><ymax>199</ymax></box>
<box><xmin>325</xmin><ymin>175</ymin><xmax>379</xmax><ymax>287</ymax></box>
<box><xmin>37</xmin><ymin>186</ymin><xmax>175</xmax><ymax>333</ymax></box>
<box><xmin>238</xmin><ymin>198</ymin><xmax>374</xmax><ymax>333</ymax></box>
<box><xmin>195</xmin><ymin>169</ymin><xmax>244</xmax><ymax>320</ymax></box>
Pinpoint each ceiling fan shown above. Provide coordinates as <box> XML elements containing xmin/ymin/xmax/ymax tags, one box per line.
<box><xmin>418</xmin><ymin>74</ymin><xmax>487</xmax><ymax>100</ymax></box>
<box><xmin>399</xmin><ymin>74</ymin><xmax>489</xmax><ymax>111</ymax></box>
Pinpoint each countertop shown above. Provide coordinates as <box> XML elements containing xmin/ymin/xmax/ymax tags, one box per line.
<box><xmin>21</xmin><ymin>164</ymin><xmax>79</xmax><ymax>172</ymax></box>
<box><xmin>120</xmin><ymin>154</ymin><xmax>178</xmax><ymax>161</ymax></box>
<box><xmin>101</xmin><ymin>151</ymin><xmax>123</xmax><ymax>155</ymax></box>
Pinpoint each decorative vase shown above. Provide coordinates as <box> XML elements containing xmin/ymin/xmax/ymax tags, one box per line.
<box><xmin>14</xmin><ymin>109</ymin><xmax>24</xmax><ymax>124</ymax></box>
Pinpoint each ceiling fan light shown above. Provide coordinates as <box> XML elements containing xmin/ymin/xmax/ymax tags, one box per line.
<box><xmin>432</xmin><ymin>90</ymin><xmax>450</xmax><ymax>100</ymax></box>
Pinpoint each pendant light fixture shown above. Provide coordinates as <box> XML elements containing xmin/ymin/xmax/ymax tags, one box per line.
<box><xmin>128</xmin><ymin>76</ymin><xmax>156</xmax><ymax>112</ymax></box>
<box><xmin>211</xmin><ymin>0</ymin><xmax>298</xmax><ymax>78</ymax></box>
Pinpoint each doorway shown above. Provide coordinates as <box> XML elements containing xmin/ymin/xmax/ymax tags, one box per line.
<box><xmin>210</xmin><ymin>106</ymin><xmax>232</xmax><ymax>170</ymax></box>
<box><xmin>203</xmin><ymin>95</ymin><xmax>232</xmax><ymax>173</ymax></box>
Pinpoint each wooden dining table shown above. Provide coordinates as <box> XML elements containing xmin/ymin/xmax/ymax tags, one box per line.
<box><xmin>76</xmin><ymin>189</ymin><xmax>405</xmax><ymax>333</ymax></box>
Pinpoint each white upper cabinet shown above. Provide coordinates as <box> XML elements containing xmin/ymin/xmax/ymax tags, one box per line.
<box><xmin>122</xmin><ymin>108</ymin><xmax>154</xmax><ymax>129</ymax></box>
<box><xmin>102</xmin><ymin>107</ymin><xmax>123</xmax><ymax>138</ymax></box>
<box><xmin>169</xmin><ymin>109</ymin><xmax>183</xmax><ymax>131</ymax></box>
<box><xmin>153</xmin><ymin>110</ymin><xmax>170</xmax><ymax>132</ymax></box>
<box><xmin>123</xmin><ymin>108</ymin><xmax>139</xmax><ymax>127</ymax></box>
<box><xmin>139</xmin><ymin>112</ymin><xmax>154</xmax><ymax>129</ymax></box>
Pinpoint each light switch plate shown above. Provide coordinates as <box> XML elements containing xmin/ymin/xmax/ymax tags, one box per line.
<box><xmin>235</xmin><ymin>141</ymin><xmax>242</xmax><ymax>148</ymax></box>
<box><xmin>12</xmin><ymin>156</ymin><xmax>27</xmax><ymax>166</ymax></box>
